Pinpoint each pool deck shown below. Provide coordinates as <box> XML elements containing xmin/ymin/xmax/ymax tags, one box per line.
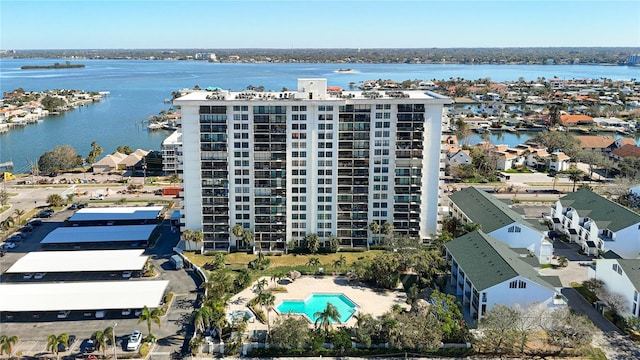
<box><xmin>227</xmin><ymin>275</ymin><xmax>409</xmax><ymax>332</ymax></box>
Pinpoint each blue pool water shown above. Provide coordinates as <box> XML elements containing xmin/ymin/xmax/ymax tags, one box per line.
<box><xmin>276</xmin><ymin>293</ymin><xmax>357</xmax><ymax>323</ymax></box>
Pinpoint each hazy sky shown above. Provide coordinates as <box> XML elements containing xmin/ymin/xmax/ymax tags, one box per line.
<box><xmin>2</xmin><ymin>0</ymin><xmax>639</xmax><ymax>49</ymax></box>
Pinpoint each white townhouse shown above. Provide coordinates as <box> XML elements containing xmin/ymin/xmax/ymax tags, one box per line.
<box><xmin>551</xmin><ymin>189</ymin><xmax>640</xmax><ymax>258</ymax></box>
<box><xmin>449</xmin><ymin>186</ymin><xmax>553</xmax><ymax>264</ymax></box>
<box><xmin>445</xmin><ymin>230</ymin><xmax>565</xmax><ymax>322</ymax></box>
<box><xmin>594</xmin><ymin>257</ymin><xmax>640</xmax><ymax>318</ymax></box>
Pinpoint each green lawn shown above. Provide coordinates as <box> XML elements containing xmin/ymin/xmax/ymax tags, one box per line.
<box><xmin>185</xmin><ymin>250</ymin><xmax>382</xmax><ymax>274</ymax></box>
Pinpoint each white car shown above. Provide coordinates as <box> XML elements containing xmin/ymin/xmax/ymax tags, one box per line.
<box><xmin>57</xmin><ymin>310</ymin><xmax>71</xmax><ymax>319</ymax></box>
<box><xmin>34</xmin><ymin>273</ymin><xmax>46</xmax><ymax>279</ymax></box>
<box><xmin>23</xmin><ymin>273</ymin><xmax>34</xmax><ymax>279</ymax></box>
<box><xmin>122</xmin><ymin>271</ymin><xmax>132</xmax><ymax>278</ymax></box>
<box><xmin>126</xmin><ymin>330</ymin><xmax>142</xmax><ymax>351</ymax></box>
<box><xmin>121</xmin><ymin>309</ymin><xmax>131</xmax><ymax>316</ymax></box>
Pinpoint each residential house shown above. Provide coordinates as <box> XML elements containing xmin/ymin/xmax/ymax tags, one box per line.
<box><xmin>611</xmin><ymin>144</ymin><xmax>640</xmax><ymax>161</ymax></box>
<box><xmin>575</xmin><ymin>135</ymin><xmax>616</xmax><ymax>152</ymax></box>
<box><xmin>92</xmin><ymin>152</ymin><xmax>127</xmax><ymax>173</ymax></box>
<box><xmin>445</xmin><ymin>230</ymin><xmax>565</xmax><ymax>322</ymax></box>
<box><xmin>448</xmin><ymin>149</ymin><xmax>472</xmax><ymax>167</ymax></box>
<box><xmin>548</xmin><ymin>151</ymin><xmax>571</xmax><ymax>172</ymax></box>
<box><xmin>613</xmin><ymin>138</ymin><xmax>637</xmax><ymax>150</ymax></box>
<box><xmin>449</xmin><ymin>186</ymin><xmax>553</xmax><ymax>264</ymax></box>
<box><xmin>594</xmin><ymin>257</ymin><xmax>640</xmax><ymax>318</ymax></box>
<box><xmin>551</xmin><ymin>189</ymin><xmax>640</xmax><ymax>257</ymax></box>
<box><xmin>560</xmin><ymin>114</ymin><xmax>594</xmax><ymax>127</ymax></box>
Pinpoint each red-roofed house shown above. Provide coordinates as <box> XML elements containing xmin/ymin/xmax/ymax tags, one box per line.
<box><xmin>611</xmin><ymin>144</ymin><xmax>640</xmax><ymax>161</ymax></box>
<box><xmin>560</xmin><ymin>114</ymin><xmax>594</xmax><ymax>126</ymax></box>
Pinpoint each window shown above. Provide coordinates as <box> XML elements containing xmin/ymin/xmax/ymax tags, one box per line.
<box><xmin>508</xmin><ymin>225</ymin><xmax>522</xmax><ymax>233</ymax></box>
<box><xmin>509</xmin><ymin>280</ymin><xmax>527</xmax><ymax>289</ymax></box>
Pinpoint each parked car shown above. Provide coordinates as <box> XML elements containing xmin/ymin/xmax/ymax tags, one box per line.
<box><xmin>58</xmin><ymin>335</ymin><xmax>76</xmax><ymax>352</ymax></box>
<box><xmin>77</xmin><ymin>202</ymin><xmax>88</xmax><ymax>209</ymax></box>
<box><xmin>2</xmin><ymin>242</ymin><xmax>16</xmax><ymax>249</ymax></box>
<box><xmin>37</xmin><ymin>210</ymin><xmax>53</xmax><ymax>218</ymax></box>
<box><xmin>122</xmin><ymin>271</ymin><xmax>132</xmax><ymax>279</ymax></box>
<box><xmin>57</xmin><ymin>310</ymin><xmax>71</xmax><ymax>319</ymax></box>
<box><xmin>23</xmin><ymin>273</ymin><xmax>33</xmax><ymax>279</ymax></box>
<box><xmin>122</xmin><ymin>309</ymin><xmax>132</xmax><ymax>316</ymax></box>
<box><xmin>34</xmin><ymin>272</ymin><xmax>46</xmax><ymax>279</ymax></box>
<box><xmin>7</xmin><ymin>235</ymin><xmax>22</xmax><ymax>243</ymax></box>
<box><xmin>29</xmin><ymin>219</ymin><xmax>43</xmax><ymax>226</ymax></box>
<box><xmin>81</xmin><ymin>339</ymin><xmax>95</xmax><ymax>353</ymax></box>
<box><xmin>21</xmin><ymin>225</ymin><xmax>34</xmax><ymax>232</ymax></box>
<box><xmin>90</xmin><ymin>195</ymin><xmax>104</xmax><ymax>201</ymax></box>
<box><xmin>126</xmin><ymin>331</ymin><xmax>142</xmax><ymax>351</ymax></box>
<box><xmin>14</xmin><ymin>232</ymin><xmax>28</xmax><ymax>239</ymax></box>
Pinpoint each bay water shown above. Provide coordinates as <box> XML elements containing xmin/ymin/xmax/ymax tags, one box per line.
<box><xmin>1</xmin><ymin>59</ymin><xmax>639</xmax><ymax>173</ymax></box>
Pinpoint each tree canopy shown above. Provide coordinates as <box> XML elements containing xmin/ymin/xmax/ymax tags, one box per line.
<box><xmin>38</xmin><ymin>145</ymin><xmax>82</xmax><ymax>173</ymax></box>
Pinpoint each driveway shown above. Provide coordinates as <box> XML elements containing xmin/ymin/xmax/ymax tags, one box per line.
<box><xmin>563</xmin><ymin>287</ymin><xmax>640</xmax><ymax>360</ymax></box>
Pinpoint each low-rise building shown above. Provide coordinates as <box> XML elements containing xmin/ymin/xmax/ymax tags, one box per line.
<box><xmin>445</xmin><ymin>230</ymin><xmax>565</xmax><ymax>322</ymax></box>
<box><xmin>551</xmin><ymin>189</ymin><xmax>640</xmax><ymax>257</ymax></box>
<box><xmin>594</xmin><ymin>257</ymin><xmax>640</xmax><ymax>318</ymax></box>
<box><xmin>449</xmin><ymin>186</ymin><xmax>553</xmax><ymax>264</ymax></box>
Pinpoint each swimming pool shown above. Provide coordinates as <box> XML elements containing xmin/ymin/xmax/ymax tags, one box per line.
<box><xmin>276</xmin><ymin>293</ymin><xmax>358</xmax><ymax>323</ymax></box>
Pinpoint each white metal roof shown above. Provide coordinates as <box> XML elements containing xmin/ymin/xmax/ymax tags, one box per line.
<box><xmin>68</xmin><ymin>206</ymin><xmax>164</xmax><ymax>221</ymax></box>
<box><xmin>0</xmin><ymin>280</ymin><xmax>169</xmax><ymax>312</ymax></box>
<box><xmin>40</xmin><ymin>225</ymin><xmax>157</xmax><ymax>244</ymax></box>
<box><xmin>5</xmin><ymin>250</ymin><xmax>147</xmax><ymax>273</ymax></box>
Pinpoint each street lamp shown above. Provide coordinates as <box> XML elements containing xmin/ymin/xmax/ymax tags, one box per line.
<box><xmin>113</xmin><ymin>322</ymin><xmax>118</xmax><ymax>360</ymax></box>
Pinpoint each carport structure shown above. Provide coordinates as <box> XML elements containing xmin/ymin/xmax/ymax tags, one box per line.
<box><xmin>5</xmin><ymin>249</ymin><xmax>148</xmax><ymax>275</ymax></box>
<box><xmin>0</xmin><ymin>280</ymin><xmax>169</xmax><ymax>312</ymax></box>
<box><xmin>40</xmin><ymin>225</ymin><xmax>157</xmax><ymax>249</ymax></box>
<box><xmin>67</xmin><ymin>206</ymin><xmax>164</xmax><ymax>226</ymax></box>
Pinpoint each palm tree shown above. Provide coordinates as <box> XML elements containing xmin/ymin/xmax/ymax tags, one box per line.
<box><xmin>313</xmin><ymin>302</ymin><xmax>341</xmax><ymax>335</ymax></box>
<box><xmin>91</xmin><ymin>326</ymin><xmax>114</xmax><ymax>357</ymax></box>
<box><xmin>369</xmin><ymin>221</ymin><xmax>380</xmax><ymax>244</ymax></box>
<box><xmin>242</xmin><ymin>230</ymin><xmax>254</xmax><ymax>249</ymax></box>
<box><xmin>253</xmin><ymin>278</ymin><xmax>269</xmax><ymax>293</ymax></box>
<box><xmin>182</xmin><ymin>229</ymin><xmax>203</xmax><ymax>251</ymax></box>
<box><xmin>567</xmin><ymin>169</ymin><xmax>584</xmax><ymax>192</ymax></box>
<box><xmin>1</xmin><ymin>217</ymin><xmax>15</xmax><ymax>231</ymax></box>
<box><xmin>306</xmin><ymin>257</ymin><xmax>320</xmax><ymax>267</ymax></box>
<box><xmin>232</xmin><ymin>223</ymin><xmax>244</xmax><ymax>239</ymax></box>
<box><xmin>138</xmin><ymin>305</ymin><xmax>162</xmax><ymax>337</ymax></box>
<box><xmin>46</xmin><ymin>333</ymin><xmax>68</xmax><ymax>360</ymax></box>
<box><xmin>0</xmin><ymin>335</ymin><xmax>18</xmax><ymax>356</ymax></box>
<box><xmin>192</xmin><ymin>306</ymin><xmax>214</xmax><ymax>335</ymax></box>
<box><xmin>382</xmin><ymin>221</ymin><xmax>394</xmax><ymax>240</ymax></box>
<box><xmin>257</xmin><ymin>291</ymin><xmax>276</xmax><ymax>340</ymax></box>
<box><xmin>13</xmin><ymin>209</ymin><xmax>25</xmax><ymax>225</ymax></box>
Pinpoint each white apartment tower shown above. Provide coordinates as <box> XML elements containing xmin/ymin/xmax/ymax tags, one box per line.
<box><xmin>173</xmin><ymin>78</ymin><xmax>451</xmax><ymax>252</ymax></box>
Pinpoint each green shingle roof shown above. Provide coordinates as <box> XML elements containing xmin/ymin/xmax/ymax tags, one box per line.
<box><xmin>445</xmin><ymin>230</ymin><xmax>560</xmax><ymax>291</ymax></box>
<box><xmin>617</xmin><ymin>259</ymin><xmax>640</xmax><ymax>290</ymax></box>
<box><xmin>559</xmin><ymin>189</ymin><xmax>640</xmax><ymax>232</ymax></box>
<box><xmin>449</xmin><ymin>187</ymin><xmax>531</xmax><ymax>233</ymax></box>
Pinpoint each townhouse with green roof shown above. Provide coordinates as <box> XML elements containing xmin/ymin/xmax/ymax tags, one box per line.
<box><xmin>594</xmin><ymin>257</ymin><xmax>640</xmax><ymax>318</ymax></box>
<box><xmin>551</xmin><ymin>189</ymin><xmax>640</xmax><ymax>258</ymax></box>
<box><xmin>445</xmin><ymin>230</ymin><xmax>565</xmax><ymax>322</ymax></box>
<box><xmin>449</xmin><ymin>186</ymin><xmax>553</xmax><ymax>264</ymax></box>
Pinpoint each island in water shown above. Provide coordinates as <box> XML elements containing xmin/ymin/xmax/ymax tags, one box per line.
<box><xmin>21</xmin><ymin>61</ymin><xmax>85</xmax><ymax>70</ymax></box>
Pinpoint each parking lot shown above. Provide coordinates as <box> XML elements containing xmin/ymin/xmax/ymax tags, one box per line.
<box><xmin>0</xmin><ymin>205</ymin><xmax>198</xmax><ymax>359</ymax></box>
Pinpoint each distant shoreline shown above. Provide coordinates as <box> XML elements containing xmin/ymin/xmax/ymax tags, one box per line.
<box><xmin>21</xmin><ymin>62</ymin><xmax>85</xmax><ymax>70</ymax></box>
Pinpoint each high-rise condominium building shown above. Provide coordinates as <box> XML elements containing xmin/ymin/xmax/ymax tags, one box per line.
<box><xmin>173</xmin><ymin>78</ymin><xmax>451</xmax><ymax>252</ymax></box>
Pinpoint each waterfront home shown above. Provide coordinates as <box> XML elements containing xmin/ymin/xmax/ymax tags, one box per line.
<box><xmin>449</xmin><ymin>186</ymin><xmax>553</xmax><ymax>264</ymax></box>
<box><xmin>593</xmin><ymin>117</ymin><xmax>634</xmax><ymax>132</ymax></box>
<box><xmin>560</xmin><ymin>114</ymin><xmax>594</xmax><ymax>127</ymax></box>
<box><xmin>551</xmin><ymin>189</ymin><xmax>640</xmax><ymax>258</ymax></box>
<box><xmin>448</xmin><ymin>149</ymin><xmax>472</xmax><ymax>167</ymax></box>
<box><xmin>593</xmin><ymin>257</ymin><xmax>640</xmax><ymax>318</ymax></box>
<box><xmin>575</xmin><ymin>135</ymin><xmax>617</xmax><ymax>152</ymax></box>
<box><xmin>445</xmin><ymin>230</ymin><xmax>565</xmax><ymax>322</ymax></box>
<box><xmin>611</xmin><ymin>144</ymin><xmax>640</xmax><ymax>161</ymax></box>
